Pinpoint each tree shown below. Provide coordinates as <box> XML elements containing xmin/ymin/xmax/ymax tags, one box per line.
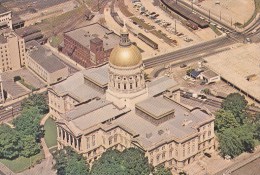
<box><xmin>221</xmin><ymin>93</ymin><xmax>248</xmax><ymax>123</ymax></box>
<box><xmin>21</xmin><ymin>93</ymin><xmax>49</xmax><ymax>114</ymax></box>
<box><xmin>218</xmin><ymin>125</ymin><xmax>255</xmax><ymax>158</ymax></box>
<box><xmin>153</xmin><ymin>165</ymin><xmax>172</xmax><ymax>175</ymax></box>
<box><xmin>90</xmin><ymin>148</ymin><xmax>151</xmax><ymax>175</ymax></box>
<box><xmin>254</xmin><ymin>123</ymin><xmax>260</xmax><ymax>141</ymax></box>
<box><xmin>215</xmin><ymin>109</ymin><xmax>239</xmax><ymax>133</ymax></box>
<box><xmin>121</xmin><ymin>148</ymin><xmax>151</xmax><ymax>175</ymax></box>
<box><xmin>218</xmin><ymin>128</ymin><xmax>243</xmax><ymax>158</ymax></box>
<box><xmin>237</xmin><ymin>126</ymin><xmax>255</xmax><ymax>152</ymax></box>
<box><xmin>90</xmin><ymin>149</ymin><xmax>124</xmax><ymax>175</ymax></box>
<box><xmin>53</xmin><ymin>147</ymin><xmax>90</xmax><ymax>175</ymax></box>
<box><xmin>13</xmin><ymin>107</ymin><xmax>43</xmax><ymax>142</ymax></box>
<box><xmin>0</xmin><ymin>126</ymin><xmax>21</xmax><ymax>159</ymax></box>
<box><xmin>65</xmin><ymin>156</ymin><xmax>89</xmax><ymax>175</ymax></box>
<box><xmin>20</xmin><ymin>135</ymin><xmax>41</xmax><ymax>158</ymax></box>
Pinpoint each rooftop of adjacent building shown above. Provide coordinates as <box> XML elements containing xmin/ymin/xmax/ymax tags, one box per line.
<box><xmin>0</xmin><ymin>5</ymin><xmax>10</xmax><ymax>14</ymax></box>
<box><xmin>64</xmin><ymin>23</ymin><xmax>120</xmax><ymax>51</ymax></box>
<box><xmin>204</xmin><ymin>43</ymin><xmax>260</xmax><ymax>102</ymax></box>
<box><xmin>0</xmin><ymin>30</ymin><xmax>19</xmax><ymax>44</ymax></box>
<box><xmin>26</xmin><ymin>41</ymin><xmax>67</xmax><ymax>73</ymax></box>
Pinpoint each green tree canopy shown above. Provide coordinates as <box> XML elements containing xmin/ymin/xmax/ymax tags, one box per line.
<box><xmin>221</xmin><ymin>93</ymin><xmax>247</xmax><ymax>123</ymax></box>
<box><xmin>218</xmin><ymin>125</ymin><xmax>255</xmax><ymax>158</ymax></box>
<box><xmin>90</xmin><ymin>148</ymin><xmax>151</xmax><ymax>175</ymax></box>
<box><xmin>218</xmin><ymin>128</ymin><xmax>243</xmax><ymax>158</ymax></box>
<box><xmin>215</xmin><ymin>109</ymin><xmax>239</xmax><ymax>133</ymax></box>
<box><xmin>0</xmin><ymin>125</ymin><xmax>21</xmax><ymax>159</ymax></box>
<box><xmin>254</xmin><ymin>123</ymin><xmax>260</xmax><ymax>141</ymax></box>
<box><xmin>53</xmin><ymin>147</ymin><xmax>89</xmax><ymax>175</ymax></box>
<box><xmin>20</xmin><ymin>135</ymin><xmax>41</xmax><ymax>158</ymax></box>
<box><xmin>13</xmin><ymin>106</ymin><xmax>43</xmax><ymax>142</ymax></box>
<box><xmin>153</xmin><ymin>165</ymin><xmax>172</xmax><ymax>175</ymax></box>
<box><xmin>21</xmin><ymin>93</ymin><xmax>49</xmax><ymax>114</ymax></box>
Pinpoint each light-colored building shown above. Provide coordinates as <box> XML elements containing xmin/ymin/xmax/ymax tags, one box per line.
<box><xmin>0</xmin><ymin>30</ymin><xmax>26</xmax><ymax>72</ymax></box>
<box><xmin>0</xmin><ymin>72</ymin><xmax>4</xmax><ymax>104</ymax></box>
<box><xmin>26</xmin><ymin>41</ymin><xmax>69</xmax><ymax>85</ymax></box>
<box><xmin>200</xmin><ymin>70</ymin><xmax>220</xmax><ymax>84</ymax></box>
<box><xmin>48</xmin><ymin>26</ymin><xmax>215</xmax><ymax>173</ymax></box>
<box><xmin>0</xmin><ymin>6</ymin><xmax>12</xmax><ymax>30</ymax></box>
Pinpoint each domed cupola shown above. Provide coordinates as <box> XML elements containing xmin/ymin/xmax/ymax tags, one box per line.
<box><xmin>109</xmin><ymin>24</ymin><xmax>142</xmax><ymax>67</ymax></box>
<box><xmin>106</xmin><ymin>23</ymin><xmax>148</xmax><ymax>109</ymax></box>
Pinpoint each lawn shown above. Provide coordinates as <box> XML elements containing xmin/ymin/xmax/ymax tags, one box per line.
<box><xmin>44</xmin><ymin>118</ymin><xmax>57</xmax><ymax>148</ymax></box>
<box><xmin>0</xmin><ymin>151</ymin><xmax>44</xmax><ymax>173</ymax></box>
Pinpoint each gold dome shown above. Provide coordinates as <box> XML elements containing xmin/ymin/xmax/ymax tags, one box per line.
<box><xmin>109</xmin><ymin>44</ymin><xmax>142</xmax><ymax>67</ymax></box>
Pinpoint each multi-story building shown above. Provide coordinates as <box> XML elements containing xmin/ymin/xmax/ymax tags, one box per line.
<box><xmin>48</xmin><ymin>26</ymin><xmax>215</xmax><ymax>173</ymax></box>
<box><xmin>0</xmin><ymin>72</ymin><xmax>4</xmax><ymax>104</ymax></box>
<box><xmin>0</xmin><ymin>5</ymin><xmax>12</xmax><ymax>30</ymax></box>
<box><xmin>0</xmin><ymin>30</ymin><xmax>26</xmax><ymax>72</ymax></box>
<box><xmin>26</xmin><ymin>41</ymin><xmax>69</xmax><ymax>85</ymax></box>
<box><xmin>62</xmin><ymin>23</ymin><xmax>120</xmax><ymax>68</ymax></box>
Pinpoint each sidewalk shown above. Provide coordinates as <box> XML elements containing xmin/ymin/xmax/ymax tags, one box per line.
<box><xmin>40</xmin><ymin>113</ymin><xmax>52</xmax><ymax>158</ymax></box>
<box><xmin>17</xmin><ymin>113</ymin><xmax>56</xmax><ymax>175</ymax></box>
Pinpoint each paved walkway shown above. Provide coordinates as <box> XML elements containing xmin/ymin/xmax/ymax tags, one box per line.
<box><xmin>40</xmin><ymin>113</ymin><xmax>52</xmax><ymax>158</ymax></box>
<box><xmin>18</xmin><ymin>113</ymin><xmax>56</xmax><ymax>175</ymax></box>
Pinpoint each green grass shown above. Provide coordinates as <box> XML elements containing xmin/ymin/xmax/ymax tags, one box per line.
<box><xmin>44</xmin><ymin>118</ymin><xmax>57</xmax><ymax>148</ymax></box>
<box><xmin>0</xmin><ymin>151</ymin><xmax>44</xmax><ymax>173</ymax></box>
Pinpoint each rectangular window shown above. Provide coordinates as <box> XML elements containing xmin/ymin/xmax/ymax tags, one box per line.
<box><xmin>92</xmin><ymin>135</ymin><xmax>95</xmax><ymax>146</ymax></box>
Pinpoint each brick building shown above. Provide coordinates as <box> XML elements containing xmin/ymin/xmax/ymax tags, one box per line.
<box><xmin>62</xmin><ymin>23</ymin><xmax>120</xmax><ymax>68</ymax></box>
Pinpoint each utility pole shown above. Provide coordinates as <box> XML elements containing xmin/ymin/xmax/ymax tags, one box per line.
<box><xmin>175</xmin><ymin>19</ymin><xmax>177</xmax><ymax>34</ymax></box>
<box><xmin>220</xmin><ymin>11</ymin><xmax>221</xmax><ymax>21</ymax></box>
<box><xmin>192</xmin><ymin>1</ymin><xmax>194</xmax><ymax>12</ymax></box>
<box><xmin>209</xmin><ymin>10</ymin><xmax>211</xmax><ymax>23</ymax></box>
<box><xmin>98</xmin><ymin>0</ymin><xmax>100</xmax><ymax>11</ymax></box>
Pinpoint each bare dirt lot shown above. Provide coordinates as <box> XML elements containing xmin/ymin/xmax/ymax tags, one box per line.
<box><xmin>198</xmin><ymin>0</ymin><xmax>255</xmax><ymax>25</ymax></box>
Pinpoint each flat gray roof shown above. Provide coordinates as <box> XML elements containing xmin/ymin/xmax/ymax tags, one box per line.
<box><xmin>82</xmin><ymin>64</ymin><xmax>109</xmax><ymax>87</ymax></box>
<box><xmin>136</xmin><ymin>97</ymin><xmax>175</xmax><ymax>119</ymax></box>
<box><xmin>111</xmin><ymin>102</ymin><xmax>213</xmax><ymax>149</ymax></box>
<box><xmin>148</xmin><ymin>76</ymin><xmax>178</xmax><ymax>97</ymax></box>
<box><xmin>70</xmin><ymin>102</ymin><xmax>130</xmax><ymax>131</ymax></box>
<box><xmin>204</xmin><ymin>44</ymin><xmax>260</xmax><ymax>102</ymax></box>
<box><xmin>65</xmin><ymin>23</ymin><xmax>120</xmax><ymax>51</ymax></box>
<box><xmin>202</xmin><ymin>70</ymin><xmax>219</xmax><ymax>79</ymax></box>
<box><xmin>28</xmin><ymin>42</ymin><xmax>67</xmax><ymax>73</ymax></box>
<box><xmin>0</xmin><ymin>5</ymin><xmax>9</xmax><ymax>14</ymax></box>
<box><xmin>53</xmin><ymin>71</ymin><xmax>103</xmax><ymax>102</ymax></box>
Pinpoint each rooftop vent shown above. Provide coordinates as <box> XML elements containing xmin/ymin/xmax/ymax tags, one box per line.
<box><xmin>146</xmin><ymin>133</ymin><xmax>152</xmax><ymax>139</ymax></box>
<box><xmin>158</xmin><ymin>130</ymin><xmax>164</xmax><ymax>135</ymax></box>
<box><xmin>182</xmin><ymin>119</ymin><xmax>192</xmax><ymax>126</ymax></box>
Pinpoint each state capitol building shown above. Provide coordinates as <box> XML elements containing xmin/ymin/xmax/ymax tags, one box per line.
<box><xmin>48</xmin><ymin>25</ymin><xmax>215</xmax><ymax>173</ymax></box>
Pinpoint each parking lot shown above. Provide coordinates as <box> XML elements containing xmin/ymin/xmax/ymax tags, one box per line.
<box><xmin>128</xmin><ymin>0</ymin><xmax>202</xmax><ymax>47</ymax></box>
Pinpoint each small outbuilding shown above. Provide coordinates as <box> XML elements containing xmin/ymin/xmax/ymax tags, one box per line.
<box><xmin>201</xmin><ymin>70</ymin><xmax>220</xmax><ymax>84</ymax></box>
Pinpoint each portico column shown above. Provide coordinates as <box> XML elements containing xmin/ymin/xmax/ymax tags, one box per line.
<box><xmin>68</xmin><ymin>134</ymin><xmax>71</xmax><ymax>145</ymax></box>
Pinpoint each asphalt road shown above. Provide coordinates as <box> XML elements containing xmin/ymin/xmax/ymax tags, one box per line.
<box><xmin>143</xmin><ymin>35</ymin><xmax>236</xmax><ymax>68</ymax></box>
